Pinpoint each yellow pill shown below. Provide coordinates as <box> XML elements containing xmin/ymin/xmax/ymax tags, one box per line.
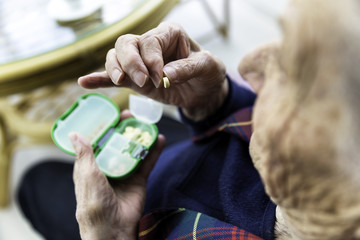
<box><xmin>163</xmin><ymin>77</ymin><xmax>170</xmax><ymax>88</ymax></box>
<box><xmin>137</xmin><ymin>131</ymin><xmax>152</xmax><ymax>146</ymax></box>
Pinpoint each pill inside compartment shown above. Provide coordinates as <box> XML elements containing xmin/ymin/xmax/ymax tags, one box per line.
<box><xmin>117</xmin><ymin>117</ymin><xmax>157</xmax><ymax>148</ymax></box>
<box><xmin>96</xmin><ymin>118</ymin><xmax>157</xmax><ymax>178</ymax></box>
<box><xmin>96</xmin><ymin>133</ymin><xmax>139</xmax><ymax>178</ymax></box>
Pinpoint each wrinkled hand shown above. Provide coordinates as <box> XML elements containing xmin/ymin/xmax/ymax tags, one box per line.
<box><xmin>69</xmin><ymin>110</ymin><xmax>166</xmax><ymax>240</ymax></box>
<box><xmin>78</xmin><ymin>22</ymin><xmax>228</xmax><ymax>121</ymax></box>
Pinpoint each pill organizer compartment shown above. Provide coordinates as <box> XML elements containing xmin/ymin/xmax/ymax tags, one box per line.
<box><xmin>96</xmin><ymin>94</ymin><xmax>161</xmax><ymax>178</ymax></box>
<box><xmin>96</xmin><ymin>133</ymin><xmax>139</xmax><ymax>178</ymax></box>
<box><xmin>52</xmin><ymin>93</ymin><xmax>163</xmax><ymax>179</ymax></box>
<box><xmin>52</xmin><ymin>94</ymin><xmax>120</xmax><ymax>154</ymax></box>
<box><xmin>117</xmin><ymin>118</ymin><xmax>158</xmax><ymax>147</ymax></box>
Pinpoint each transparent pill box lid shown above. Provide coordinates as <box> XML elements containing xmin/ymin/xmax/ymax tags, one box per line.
<box><xmin>51</xmin><ymin>93</ymin><xmax>163</xmax><ymax>178</ymax></box>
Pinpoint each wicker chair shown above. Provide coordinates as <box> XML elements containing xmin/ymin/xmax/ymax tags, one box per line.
<box><xmin>0</xmin><ymin>0</ymin><xmax>179</xmax><ymax>208</ymax></box>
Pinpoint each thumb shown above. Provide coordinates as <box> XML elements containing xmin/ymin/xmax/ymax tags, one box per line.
<box><xmin>69</xmin><ymin>132</ymin><xmax>107</xmax><ymax>188</ymax></box>
<box><xmin>78</xmin><ymin>71</ymin><xmax>114</xmax><ymax>89</ymax></box>
<box><xmin>69</xmin><ymin>132</ymin><xmax>96</xmax><ymax>166</ymax></box>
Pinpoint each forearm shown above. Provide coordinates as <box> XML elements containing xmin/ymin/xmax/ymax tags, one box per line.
<box><xmin>179</xmin><ymin>75</ymin><xmax>256</xmax><ymax>138</ymax></box>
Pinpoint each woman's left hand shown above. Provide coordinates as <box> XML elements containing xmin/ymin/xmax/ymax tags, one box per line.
<box><xmin>70</xmin><ymin>110</ymin><xmax>165</xmax><ymax>240</ymax></box>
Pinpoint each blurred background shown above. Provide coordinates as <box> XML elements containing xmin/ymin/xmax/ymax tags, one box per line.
<box><xmin>0</xmin><ymin>0</ymin><xmax>288</xmax><ymax>239</ymax></box>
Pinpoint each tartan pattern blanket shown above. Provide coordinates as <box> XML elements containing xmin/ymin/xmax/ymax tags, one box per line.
<box><xmin>139</xmin><ymin>208</ymin><xmax>263</xmax><ymax>240</ymax></box>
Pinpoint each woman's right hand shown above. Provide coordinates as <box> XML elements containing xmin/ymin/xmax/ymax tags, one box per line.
<box><xmin>78</xmin><ymin>22</ymin><xmax>228</xmax><ymax>121</ymax></box>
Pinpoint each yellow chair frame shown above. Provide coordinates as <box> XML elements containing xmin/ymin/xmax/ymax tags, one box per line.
<box><xmin>0</xmin><ymin>0</ymin><xmax>179</xmax><ymax>208</ymax></box>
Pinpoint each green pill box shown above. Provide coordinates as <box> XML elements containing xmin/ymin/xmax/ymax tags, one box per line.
<box><xmin>51</xmin><ymin>93</ymin><xmax>162</xmax><ymax>179</ymax></box>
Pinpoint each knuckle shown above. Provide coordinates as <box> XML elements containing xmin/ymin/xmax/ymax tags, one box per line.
<box><xmin>139</xmin><ymin>31</ymin><xmax>161</xmax><ymax>46</ymax></box>
<box><xmin>76</xmin><ymin>145</ymin><xmax>93</xmax><ymax>162</ymax></box>
<box><xmin>105</xmin><ymin>48</ymin><xmax>116</xmax><ymax>61</ymax></box>
<box><xmin>159</xmin><ymin>21</ymin><xmax>183</xmax><ymax>33</ymax></box>
<box><xmin>75</xmin><ymin>207</ymin><xmax>87</xmax><ymax>223</ymax></box>
<box><xmin>115</xmin><ymin>34</ymin><xmax>138</xmax><ymax>48</ymax></box>
<box><xmin>158</xmin><ymin>21</ymin><xmax>169</xmax><ymax>28</ymax></box>
<box><xmin>76</xmin><ymin>148</ymin><xmax>88</xmax><ymax>161</ymax></box>
<box><xmin>201</xmin><ymin>50</ymin><xmax>214</xmax><ymax>62</ymax></box>
<box><xmin>201</xmin><ymin>50</ymin><xmax>225</xmax><ymax>72</ymax></box>
<box><xmin>75</xmin><ymin>209</ymin><xmax>84</xmax><ymax>223</ymax></box>
<box><xmin>105</xmin><ymin>49</ymin><xmax>117</xmax><ymax>72</ymax></box>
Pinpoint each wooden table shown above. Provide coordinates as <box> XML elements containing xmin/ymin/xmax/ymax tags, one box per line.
<box><xmin>0</xmin><ymin>0</ymin><xmax>178</xmax><ymax>207</ymax></box>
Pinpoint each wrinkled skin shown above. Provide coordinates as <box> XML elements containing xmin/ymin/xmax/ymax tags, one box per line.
<box><xmin>240</xmin><ymin>0</ymin><xmax>360</xmax><ymax>239</ymax></box>
<box><xmin>70</xmin><ymin>111</ymin><xmax>165</xmax><ymax>240</ymax></box>
<box><xmin>78</xmin><ymin>23</ymin><xmax>228</xmax><ymax>121</ymax></box>
<box><xmin>72</xmin><ymin>22</ymin><xmax>228</xmax><ymax>240</ymax></box>
<box><xmin>71</xmin><ymin>0</ymin><xmax>360</xmax><ymax>239</ymax></box>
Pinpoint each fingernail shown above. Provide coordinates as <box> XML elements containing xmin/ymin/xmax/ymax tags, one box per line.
<box><xmin>111</xmin><ymin>69</ymin><xmax>121</xmax><ymax>85</ymax></box>
<box><xmin>151</xmin><ymin>74</ymin><xmax>161</xmax><ymax>88</ymax></box>
<box><xmin>133</xmin><ymin>71</ymin><xmax>147</xmax><ymax>87</ymax></box>
<box><xmin>155</xmin><ymin>79</ymin><xmax>161</xmax><ymax>88</ymax></box>
<box><xmin>151</xmin><ymin>78</ymin><xmax>160</xmax><ymax>88</ymax></box>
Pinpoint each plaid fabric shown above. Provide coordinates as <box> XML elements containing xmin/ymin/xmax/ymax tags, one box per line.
<box><xmin>192</xmin><ymin>107</ymin><xmax>253</xmax><ymax>143</ymax></box>
<box><xmin>139</xmin><ymin>208</ymin><xmax>263</xmax><ymax>240</ymax></box>
<box><xmin>138</xmin><ymin>107</ymin><xmax>259</xmax><ymax>239</ymax></box>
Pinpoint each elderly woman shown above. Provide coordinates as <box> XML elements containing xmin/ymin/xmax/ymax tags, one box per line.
<box><xmin>19</xmin><ymin>0</ymin><xmax>360</xmax><ymax>239</ymax></box>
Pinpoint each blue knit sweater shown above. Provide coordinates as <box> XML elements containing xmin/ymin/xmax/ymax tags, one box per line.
<box><xmin>145</xmin><ymin>77</ymin><xmax>276</xmax><ymax>240</ymax></box>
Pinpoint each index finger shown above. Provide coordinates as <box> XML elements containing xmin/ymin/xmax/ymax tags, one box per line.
<box><xmin>114</xmin><ymin>34</ymin><xmax>150</xmax><ymax>88</ymax></box>
<box><xmin>138</xmin><ymin>35</ymin><xmax>164</xmax><ymax>88</ymax></box>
